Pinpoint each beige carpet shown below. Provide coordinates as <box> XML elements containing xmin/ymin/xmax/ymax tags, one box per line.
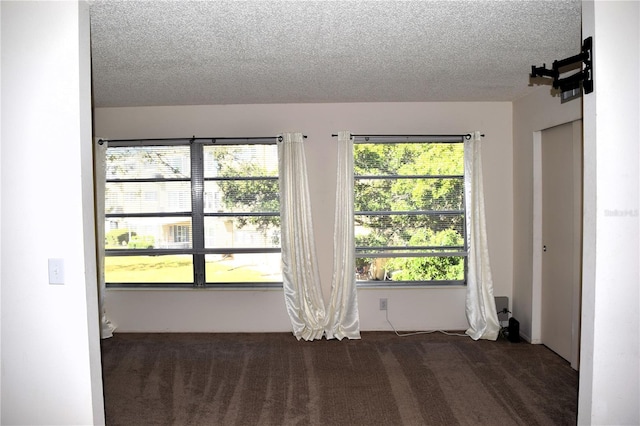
<box><xmin>101</xmin><ymin>332</ymin><xmax>578</xmax><ymax>425</ymax></box>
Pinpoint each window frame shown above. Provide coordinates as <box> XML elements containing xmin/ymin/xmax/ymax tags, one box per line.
<box><xmin>352</xmin><ymin>135</ymin><xmax>468</xmax><ymax>287</ymax></box>
<box><xmin>104</xmin><ymin>137</ymin><xmax>282</xmax><ymax>289</ymax></box>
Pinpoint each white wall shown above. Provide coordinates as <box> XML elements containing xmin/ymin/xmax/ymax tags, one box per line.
<box><xmin>579</xmin><ymin>1</ymin><xmax>640</xmax><ymax>424</ymax></box>
<box><xmin>94</xmin><ymin>102</ymin><xmax>513</xmax><ymax>332</ymax></box>
<box><xmin>512</xmin><ymin>89</ymin><xmax>581</xmax><ymax>342</ymax></box>
<box><xmin>0</xmin><ymin>2</ymin><xmax>104</xmax><ymax>425</ymax></box>
<box><xmin>0</xmin><ymin>2</ymin><xmax>3</xmax><ymax>419</ymax></box>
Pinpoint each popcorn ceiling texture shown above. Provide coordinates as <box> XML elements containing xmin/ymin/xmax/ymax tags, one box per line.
<box><xmin>90</xmin><ymin>0</ymin><xmax>581</xmax><ymax>107</ymax></box>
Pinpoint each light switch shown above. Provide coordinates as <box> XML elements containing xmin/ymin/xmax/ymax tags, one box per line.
<box><xmin>48</xmin><ymin>258</ymin><xmax>65</xmax><ymax>285</ymax></box>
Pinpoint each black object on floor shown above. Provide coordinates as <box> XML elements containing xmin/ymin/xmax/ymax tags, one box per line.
<box><xmin>508</xmin><ymin>317</ymin><xmax>521</xmax><ymax>343</ymax></box>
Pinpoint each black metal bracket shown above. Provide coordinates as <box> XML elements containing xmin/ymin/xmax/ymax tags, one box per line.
<box><xmin>530</xmin><ymin>36</ymin><xmax>593</xmax><ymax>96</ymax></box>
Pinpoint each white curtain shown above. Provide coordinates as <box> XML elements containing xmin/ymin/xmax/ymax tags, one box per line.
<box><xmin>278</xmin><ymin>132</ymin><xmax>327</xmax><ymax>340</ymax></box>
<box><xmin>325</xmin><ymin>131</ymin><xmax>361</xmax><ymax>340</ymax></box>
<box><xmin>464</xmin><ymin>131</ymin><xmax>500</xmax><ymax>340</ymax></box>
<box><xmin>94</xmin><ymin>140</ymin><xmax>116</xmax><ymax>339</ymax></box>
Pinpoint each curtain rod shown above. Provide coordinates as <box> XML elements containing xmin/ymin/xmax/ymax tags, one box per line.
<box><xmin>97</xmin><ymin>135</ymin><xmax>307</xmax><ymax>145</ymax></box>
<box><xmin>330</xmin><ymin>133</ymin><xmax>484</xmax><ymax>140</ymax></box>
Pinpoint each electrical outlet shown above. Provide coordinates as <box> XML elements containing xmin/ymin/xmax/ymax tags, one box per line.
<box><xmin>379</xmin><ymin>298</ymin><xmax>388</xmax><ymax>311</ymax></box>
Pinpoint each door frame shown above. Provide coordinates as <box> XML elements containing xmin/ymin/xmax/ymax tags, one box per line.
<box><xmin>532</xmin><ymin>120</ymin><xmax>582</xmax><ymax>370</ymax></box>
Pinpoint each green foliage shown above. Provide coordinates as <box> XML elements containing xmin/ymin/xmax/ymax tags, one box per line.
<box><xmin>385</xmin><ymin>228</ymin><xmax>465</xmax><ymax>281</ymax></box>
<box><xmin>106</xmin><ymin>229</ymin><xmax>136</xmax><ymax>247</ymax></box>
<box><xmin>354</xmin><ymin>143</ymin><xmax>464</xmax><ymax>244</ymax></box>
<box><xmin>212</xmin><ymin>146</ymin><xmax>279</xmax><ymax>233</ymax></box>
<box><xmin>127</xmin><ymin>235</ymin><xmax>155</xmax><ymax>249</ymax></box>
<box><xmin>355</xmin><ymin>142</ymin><xmax>465</xmax><ymax>282</ymax></box>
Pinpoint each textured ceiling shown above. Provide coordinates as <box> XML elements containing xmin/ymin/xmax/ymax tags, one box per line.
<box><xmin>89</xmin><ymin>0</ymin><xmax>582</xmax><ymax>107</ymax></box>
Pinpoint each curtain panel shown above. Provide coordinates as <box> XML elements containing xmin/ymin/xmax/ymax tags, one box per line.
<box><xmin>464</xmin><ymin>131</ymin><xmax>500</xmax><ymax>340</ymax></box>
<box><xmin>278</xmin><ymin>132</ymin><xmax>327</xmax><ymax>340</ymax></box>
<box><xmin>94</xmin><ymin>139</ymin><xmax>116</xmax><ymax>339</ymax></box>
<box><xmin>325</xmin><ymin>131</ymin><xmax>361</xmax><ymax>340</ymax></box>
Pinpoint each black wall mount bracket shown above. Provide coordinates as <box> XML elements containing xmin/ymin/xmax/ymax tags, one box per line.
<box><xmin>530</xmin><ymin>36</ymin><xmax>593</xmax><ymax>98</ymax></box>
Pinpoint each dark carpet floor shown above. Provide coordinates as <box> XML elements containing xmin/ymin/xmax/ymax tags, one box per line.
<box><xmin>101</xmin><ymin>332</ymin><xmax>578</xmax><ymax>425</ymax></box>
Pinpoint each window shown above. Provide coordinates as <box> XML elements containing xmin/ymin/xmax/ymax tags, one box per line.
<box><xmin>353</xmin><ymin>136</ymin><xmax>466</xmax><ymax>285</ymax></box>
<box><xmin>169</xmin><ymin>224</ymin><xmax>190</xmax><ymax>243</ymax></box>
<box><xmin>104</xmin><ymin>139</ymin><xmax>281</xmax><ymax>287</ymax></box>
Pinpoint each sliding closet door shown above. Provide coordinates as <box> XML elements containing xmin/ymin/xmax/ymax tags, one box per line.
<box><xmin>541</xmin><ymin>120</ymin><xmax>582</xmax><ymax>368</ymax></box>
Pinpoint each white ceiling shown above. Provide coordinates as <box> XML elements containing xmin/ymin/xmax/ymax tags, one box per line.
<box><xmin>89</xmin><ymin>0</ymin><xmax>582</xmax><ymax>108</ymax></box>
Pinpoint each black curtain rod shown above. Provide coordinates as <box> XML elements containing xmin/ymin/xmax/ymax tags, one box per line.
<box><xmin>330</xmin><ymin>133</ymin><xmax>484</xmax><ymax>140</ymax></box>
<box><xmin>97</xmin><ymin>135</ymin><xmax>307</xmax><ymax>145</ymax></box>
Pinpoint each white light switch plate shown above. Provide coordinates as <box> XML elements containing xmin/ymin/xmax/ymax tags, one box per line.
<box><xmin>48</xmin><ymin>258</ymin><xmax>65</xmax><ymax>285</ymax></box>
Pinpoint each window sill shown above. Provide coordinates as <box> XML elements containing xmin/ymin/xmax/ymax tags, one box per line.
<box><xmin>356</xmin><ymin>282</ymin><xmax>466</xmax><ymax>289</ymax></box>
<box><xmin>106</xmin><ymin>283</ymin><xmax>284</xmax><ymax>290</ymax></box>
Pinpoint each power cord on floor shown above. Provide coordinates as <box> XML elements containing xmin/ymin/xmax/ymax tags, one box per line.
<box><xmin>385</xmin><ymin>307</ymin><xmax>468</xmax><ymax>337</ymax></box>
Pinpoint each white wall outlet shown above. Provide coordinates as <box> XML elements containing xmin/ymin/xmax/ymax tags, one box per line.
<box><xmin>379</xmin><ymin>298</ymin><xmax>388</xmax><ymax>311</ymax></box>
<box><xmin>48</xmin><ymin>258</ymin><xmax>65</xmax><ymax>285</ymax></box>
